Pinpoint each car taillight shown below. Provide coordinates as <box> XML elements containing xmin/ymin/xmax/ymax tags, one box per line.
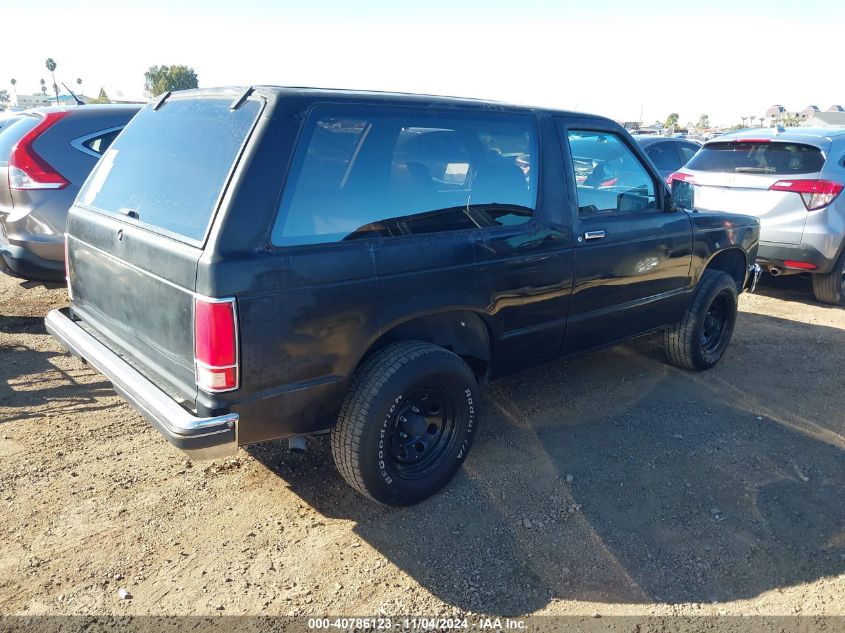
<box><xmin>194</xmin><ymin>297</ymin><xmax>239</xmax><ymax>392</ymax></box>
<box><xmin>8</xmin><ymin>111</ymin><xmax>71</xmax><ymax>190</ymax></box>
<box><xmin>783</xmin><ymin>260</ymin><xmax>817</xmax><ymax>270</ymax></box>
<box><xmin>667</xmin><ymin>171</ymin><xmax>695</xmax><ymax>185</ymax></box>
<box><xmin>769</xmin><ymin>179</ymin><xmax>844</xmax><ymax>211</ymax></box>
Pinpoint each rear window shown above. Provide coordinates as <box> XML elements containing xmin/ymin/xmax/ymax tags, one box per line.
<box><xmin>79</xmin><ymin>97</ymin><xmax>261</xmax><ymax>242</ymax></box>
<box><xmin>272</xmin><ymin>106</ymin><xmax>537</xmax><ymax>246</ymax></box>
<box><xmin>686</xmin><ymin>141</ymin><xmax>825</xmax><ymax>175</ymax></box>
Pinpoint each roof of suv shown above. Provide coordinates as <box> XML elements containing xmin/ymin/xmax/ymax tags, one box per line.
<box><xmin>712</xmin><ymin>127</ymin><xmax>845</xmax><ymax>146</ymax></box>
<box><xmin>16</xmin><ymin>104</ymin><xmax>142</xmax><ymax>116</ymax></box>
<box><xmin>170</xmin><ymin>85</ymin><xmax>592</xmax><ymax>119</ymax></box>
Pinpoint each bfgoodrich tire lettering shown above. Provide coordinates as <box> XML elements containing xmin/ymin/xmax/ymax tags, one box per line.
<box><xmin>331</xmin><ymin>341</ymin><xmax>479</xmax><ymax>506</ymax></box>
<box><xmin>664</xmin><ymin>270</ymin><xmax>738</xmax><ymax>371</ymax></box>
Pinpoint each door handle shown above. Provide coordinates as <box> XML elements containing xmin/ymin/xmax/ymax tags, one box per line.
<box><xmin>583</xmin><ymin>230</ymin><xmax>606</xmax><ymax>240</ymax></box>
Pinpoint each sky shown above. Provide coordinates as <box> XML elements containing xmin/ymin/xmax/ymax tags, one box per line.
<box><xmin>2</xmin><ymin>0</ymin><xmax>843</xmax><ymax>126</ymax></box>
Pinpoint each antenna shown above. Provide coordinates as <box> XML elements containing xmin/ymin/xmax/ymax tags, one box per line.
<box><xmin>62</xmin><ymin>82</ymin><xmax>85</xmax><ymax>106</ymax></box>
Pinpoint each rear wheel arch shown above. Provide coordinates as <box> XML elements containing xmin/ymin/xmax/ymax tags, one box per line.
<box><xmin>360</xmin><ymin>311</ymin><xmax>493</xmax><ymax>382</ymax></box>
<box><xmin>702</xmin><ymin>248</ymin><xmax>747</xmax><ymax>292</ymax></box>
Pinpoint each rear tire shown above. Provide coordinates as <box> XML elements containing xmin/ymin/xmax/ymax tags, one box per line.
<box><xmin>664</xmin><ymin>270</ymin><xmax>738</xmax><ymax>371</ymax></box>
<box><xmin>812</xmin><ymin>247</ymin><xmax>845</xmax><ymax>306</ymax></box>
<box><xmin>331</xmin><ymin>341</ymin><xmax>479</xmax><ymax>506</ymax></box>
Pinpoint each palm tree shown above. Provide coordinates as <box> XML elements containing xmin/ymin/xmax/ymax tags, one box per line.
<box><xmin>740</xmin><ymin>116</ymin><xmax>747</xmax><ymax>127</ymax></box>
<box><xmin>45</xmin><ymin>58</ymin><xmax>59</xmax><ymax>105</ymax></box>
<box><xmin>10</xmin><ymin>78</ymin><xmax>16</xmax><ymax>106</ymax></box>
<box><xmin>40</xmin><ymin>78</ymin><xmax>46</xmax><ymax>96</ymax></box>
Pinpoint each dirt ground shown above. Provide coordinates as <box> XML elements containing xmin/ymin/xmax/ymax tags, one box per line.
<box><xmin>1</xmin><ymin>271</ymin><xmax>844</xmax><ymax>619</ymax></box>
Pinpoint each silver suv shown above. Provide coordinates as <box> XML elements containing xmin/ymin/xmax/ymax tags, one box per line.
<box><xmin>671</xmin><ymin>128</ymin><xmax>845</xmax><ymax>304</ymax></box>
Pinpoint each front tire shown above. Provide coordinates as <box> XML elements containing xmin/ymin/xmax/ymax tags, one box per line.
<box><xmin>664</xmin><ymin>270</ymin><xmax>738</xmax><ymax>371</ymax></box>
<box><xmin>331</xmin><ymin>341</ymin><xmax>479</xmax><ymax>506</ymax></box>
<box><xmin>812</xmin><ymin>247</ymin><xmax>845</xmax><ymax>306</ymax></box>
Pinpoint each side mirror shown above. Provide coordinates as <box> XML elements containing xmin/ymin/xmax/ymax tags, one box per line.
<box><xmin>670</xmin><ymin>179</ymin><xmax>695</xmax><ymax>211</ymax></box>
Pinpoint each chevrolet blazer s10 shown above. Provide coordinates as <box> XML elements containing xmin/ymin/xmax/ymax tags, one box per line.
<box><xmin>46</xmin><ymin>87</ymin><xmax>761</xmax><ymax>505</ymax></box>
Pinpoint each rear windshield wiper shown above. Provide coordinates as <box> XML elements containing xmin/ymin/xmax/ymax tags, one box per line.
<box><xmin>734</xmin><ymin>167</ymin><xmax>776</xmax><ymax>173</ymax></box>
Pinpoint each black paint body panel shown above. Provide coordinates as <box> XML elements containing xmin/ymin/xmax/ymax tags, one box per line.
<box><xmin>64</xmin><ymin>87</ymin><xmax>760</xmax><ymax>447</ymax></box>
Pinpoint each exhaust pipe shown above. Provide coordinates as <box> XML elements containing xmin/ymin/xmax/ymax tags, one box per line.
<box><xmin>769</xmin><ymin>267</ymin><xmax>782</xmax><ymax>277</ymax></box>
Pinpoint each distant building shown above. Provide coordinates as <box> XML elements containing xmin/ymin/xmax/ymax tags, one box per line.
<box><xmin>802</xmin><ymin>112</ymin><xmax>845</xmax><ymax>127</ymax></box>
<box><xmin>765</xmin><ymin>105</ymin><xmax>786</xmax><ymax>119</ymax></box>
<box><xmin>16</xmin><ymin>93</ymin><xmax>54</xmax><ymax>108</ymax></box>
<box><xmin>800</xmin><ymin>105</ymin><xmax>820</xmax><ymax>118</ymax></box>
<box><xmin>96</xmin><ymin>86</ymin><xmax>145</xmax><ymax>104</ymax></box>
<box><xmin>827</xmin><ymin>105</ymin><xmax>844</xmax><ymax>113</ymax></box>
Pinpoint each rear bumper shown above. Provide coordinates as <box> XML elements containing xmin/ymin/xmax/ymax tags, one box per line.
<box><xmin>0</xmin><ymin>239</ymin><xmax>64</xmax><ymax>281</ymax></box>
<box><xmin>45</xmin><ymin>308</ymin><xmax>238</xmax><ymax>460</ymax></box>
<box><xmin>757</xmin><ymin>241</ymin><xmax>839</xmax><ymax>274</ymax></box>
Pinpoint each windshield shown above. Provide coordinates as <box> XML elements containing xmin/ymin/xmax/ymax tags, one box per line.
<box><xmin>686</xmin><ymin>141</ymin><xmax>825</xmax><ymax>175</ymax></box>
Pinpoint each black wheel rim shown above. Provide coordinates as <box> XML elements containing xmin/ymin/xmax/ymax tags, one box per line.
<box><xmin>701</xmin><ymin>293</ymin><xmax>729</xmax><ymax>354</ymax></box>
<box><xmin>387</xmin><ymin>384</ymin><xmax>460</xmax><ymax>479</ymax></box>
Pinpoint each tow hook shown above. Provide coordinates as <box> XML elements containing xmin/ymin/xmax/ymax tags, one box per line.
<box><xmin>747</xmin><ymin>264</ymin><xmax>763</xmax><ymax>294</ymax></box>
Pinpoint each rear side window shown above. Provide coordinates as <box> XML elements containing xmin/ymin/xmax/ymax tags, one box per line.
<box><xmin>79</xmin><ymin>98</ymin><xmax>261</xmax><ymax>243</ymax></box>
<box><xmin>687</xmin><ymin>141</ymin><xmax>825</xmax><ymax>175</ymax></box>
<box><xmin>83</xmin><ymin>129</ymin><xmax>122</xmax><ymax>155</ymax></box>
<box><xmin>272</xmin><ymin>107</ymin><xmax>537</xmax><ymax>246</ymax></box>
<box><xmin>645</xmin><ymin>142</ymin><xmax>681</xmax><ymax>170</ymax></box>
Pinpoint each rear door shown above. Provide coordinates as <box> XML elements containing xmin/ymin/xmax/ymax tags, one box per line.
<box><xmin>557</xmin><ymin>119</ymin><xmax>692</xmax><ymax>353</ymax></box>
<box><xmin>684</xmin><ymin>139</ymin><xmax>828</xmax><ymax>244</ymax></box>
<box><xmin>68</xmin><ymin>95</ymin><xmax>263</xmax><ymax>406</ymax></box>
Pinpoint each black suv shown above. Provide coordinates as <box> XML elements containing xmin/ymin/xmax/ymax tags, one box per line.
<box><xmin>47</xmin><ymin>87</ymin><xmax>760</xmax><ymax>505</ymax></box>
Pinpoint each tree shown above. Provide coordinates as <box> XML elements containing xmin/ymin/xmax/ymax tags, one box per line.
<box><xmin>665</xmin><ymin>112</ymin><xmax>679</xmax><ymax>128</ymax></box>
<box><xmin>144</xmin><ymin>65</ymin><xmax>198</xmax><ymax>97</ymax></box>
<box><xmin>9</xmin><ymin>78</ymin><xmax>16</xmax><ymax>106</ymax></box>
<box><xmin>40</xmin><ymin>78</ymin><xmax>47</xmax><ymax>95</ymax></box>
<box><xmin>45</xmin><ymin>58</ymin><xmax>59</xmax><ymax>105</ymax></box>
<box><xmin>0</xmin><ymin>90</ymin><xmax>9</xmax><ymax>110</ymax></box>
<box><xmin>697</xmin><ymin>114</ymin><xmax>710</xmax><ymax>129</ymax></box>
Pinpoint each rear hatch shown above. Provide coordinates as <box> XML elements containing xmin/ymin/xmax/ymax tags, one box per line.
<box><xmin>67</xmin><ymin>93</ymin><xmax>263</xmax><ymax>407</ymax></box>
<box><xmin>682</xmin><ymin>139</ymin><xmax>829</xmax><ymax>244</ymax></box>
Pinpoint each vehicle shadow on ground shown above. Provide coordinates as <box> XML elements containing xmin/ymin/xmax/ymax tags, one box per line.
<box><xmin>754</xmin><ymin>273</ymin><xmax>842</xmax><ymax>309</ymax></box>
<box><xmin>248</xmin><ymin>311</ymin><xmax>845</xmax><ymax>615</ymax></box>
<box><xmin>0</xmin><ymin>324</ymin><xmax>119</xmax><ymax>422</ymax></box>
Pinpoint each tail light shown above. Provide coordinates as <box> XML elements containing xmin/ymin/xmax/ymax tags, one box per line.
<box><xmin>769</xmin><ymin>179</ymin><xmax>844</xmax><ymax>211</ymax></box>
<box><xmin>8</xmin><ymin>111</ymin><xmax>71</xmax><ymax>190</ymax></box>
<box><xmin>194</xmin><ymin>297</ymin><xmax>239</xmax><ymax>392</ymax></box>
<box><xmin>667</xmin><ymin>171</ymin><xmax>696</xmax><ymax>186</ymax></box>
<box><xmin>783</xmin><ymin>260</ymin><xmax>817</xmax><ymax>270</ymax></box>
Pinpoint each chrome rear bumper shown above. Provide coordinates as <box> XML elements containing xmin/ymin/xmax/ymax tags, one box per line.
<box><xmin>45</xmin><ymin>308</ymin><xmax>238</xmax><ymax>460</ymax></box>
<box><xmin>746</xmin><ymin>263</ymin><xmax>763</xmax><ymax>294</ymax></box>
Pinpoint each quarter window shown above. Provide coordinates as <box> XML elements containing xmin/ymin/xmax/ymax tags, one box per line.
<box><xmin>567</xmin><ymin>131</ymin><xmax>656</xmax><ymax>216</ymax></box>
<box><xmin>272</xmin><ymin>108</ymin><xmax>537</xmax><ymax>246</ymax></box>
<box><xmin>83</xmin><ymin>128</ymin><xmax>122</xmax><ymax>155</ymax></box>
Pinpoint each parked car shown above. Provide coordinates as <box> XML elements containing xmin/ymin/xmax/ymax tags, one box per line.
<box><xmin>46</xmin><ymin>87</ymin><xmax>760</xmax><ymax>505</ymax></box>
<box><xmin>670</xmin><ymin>127</ymin><xmax>845</xmax><ymax>304</ymax></box>
<box><xmin>0</xmin><ymin>104</ymin><xmax>140</xmax><ymax>280</ymax></box>
<box><xmin>636</xmin><ymin>135</ymin><xmax>701</xmax><ymax>181</ymax></box>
